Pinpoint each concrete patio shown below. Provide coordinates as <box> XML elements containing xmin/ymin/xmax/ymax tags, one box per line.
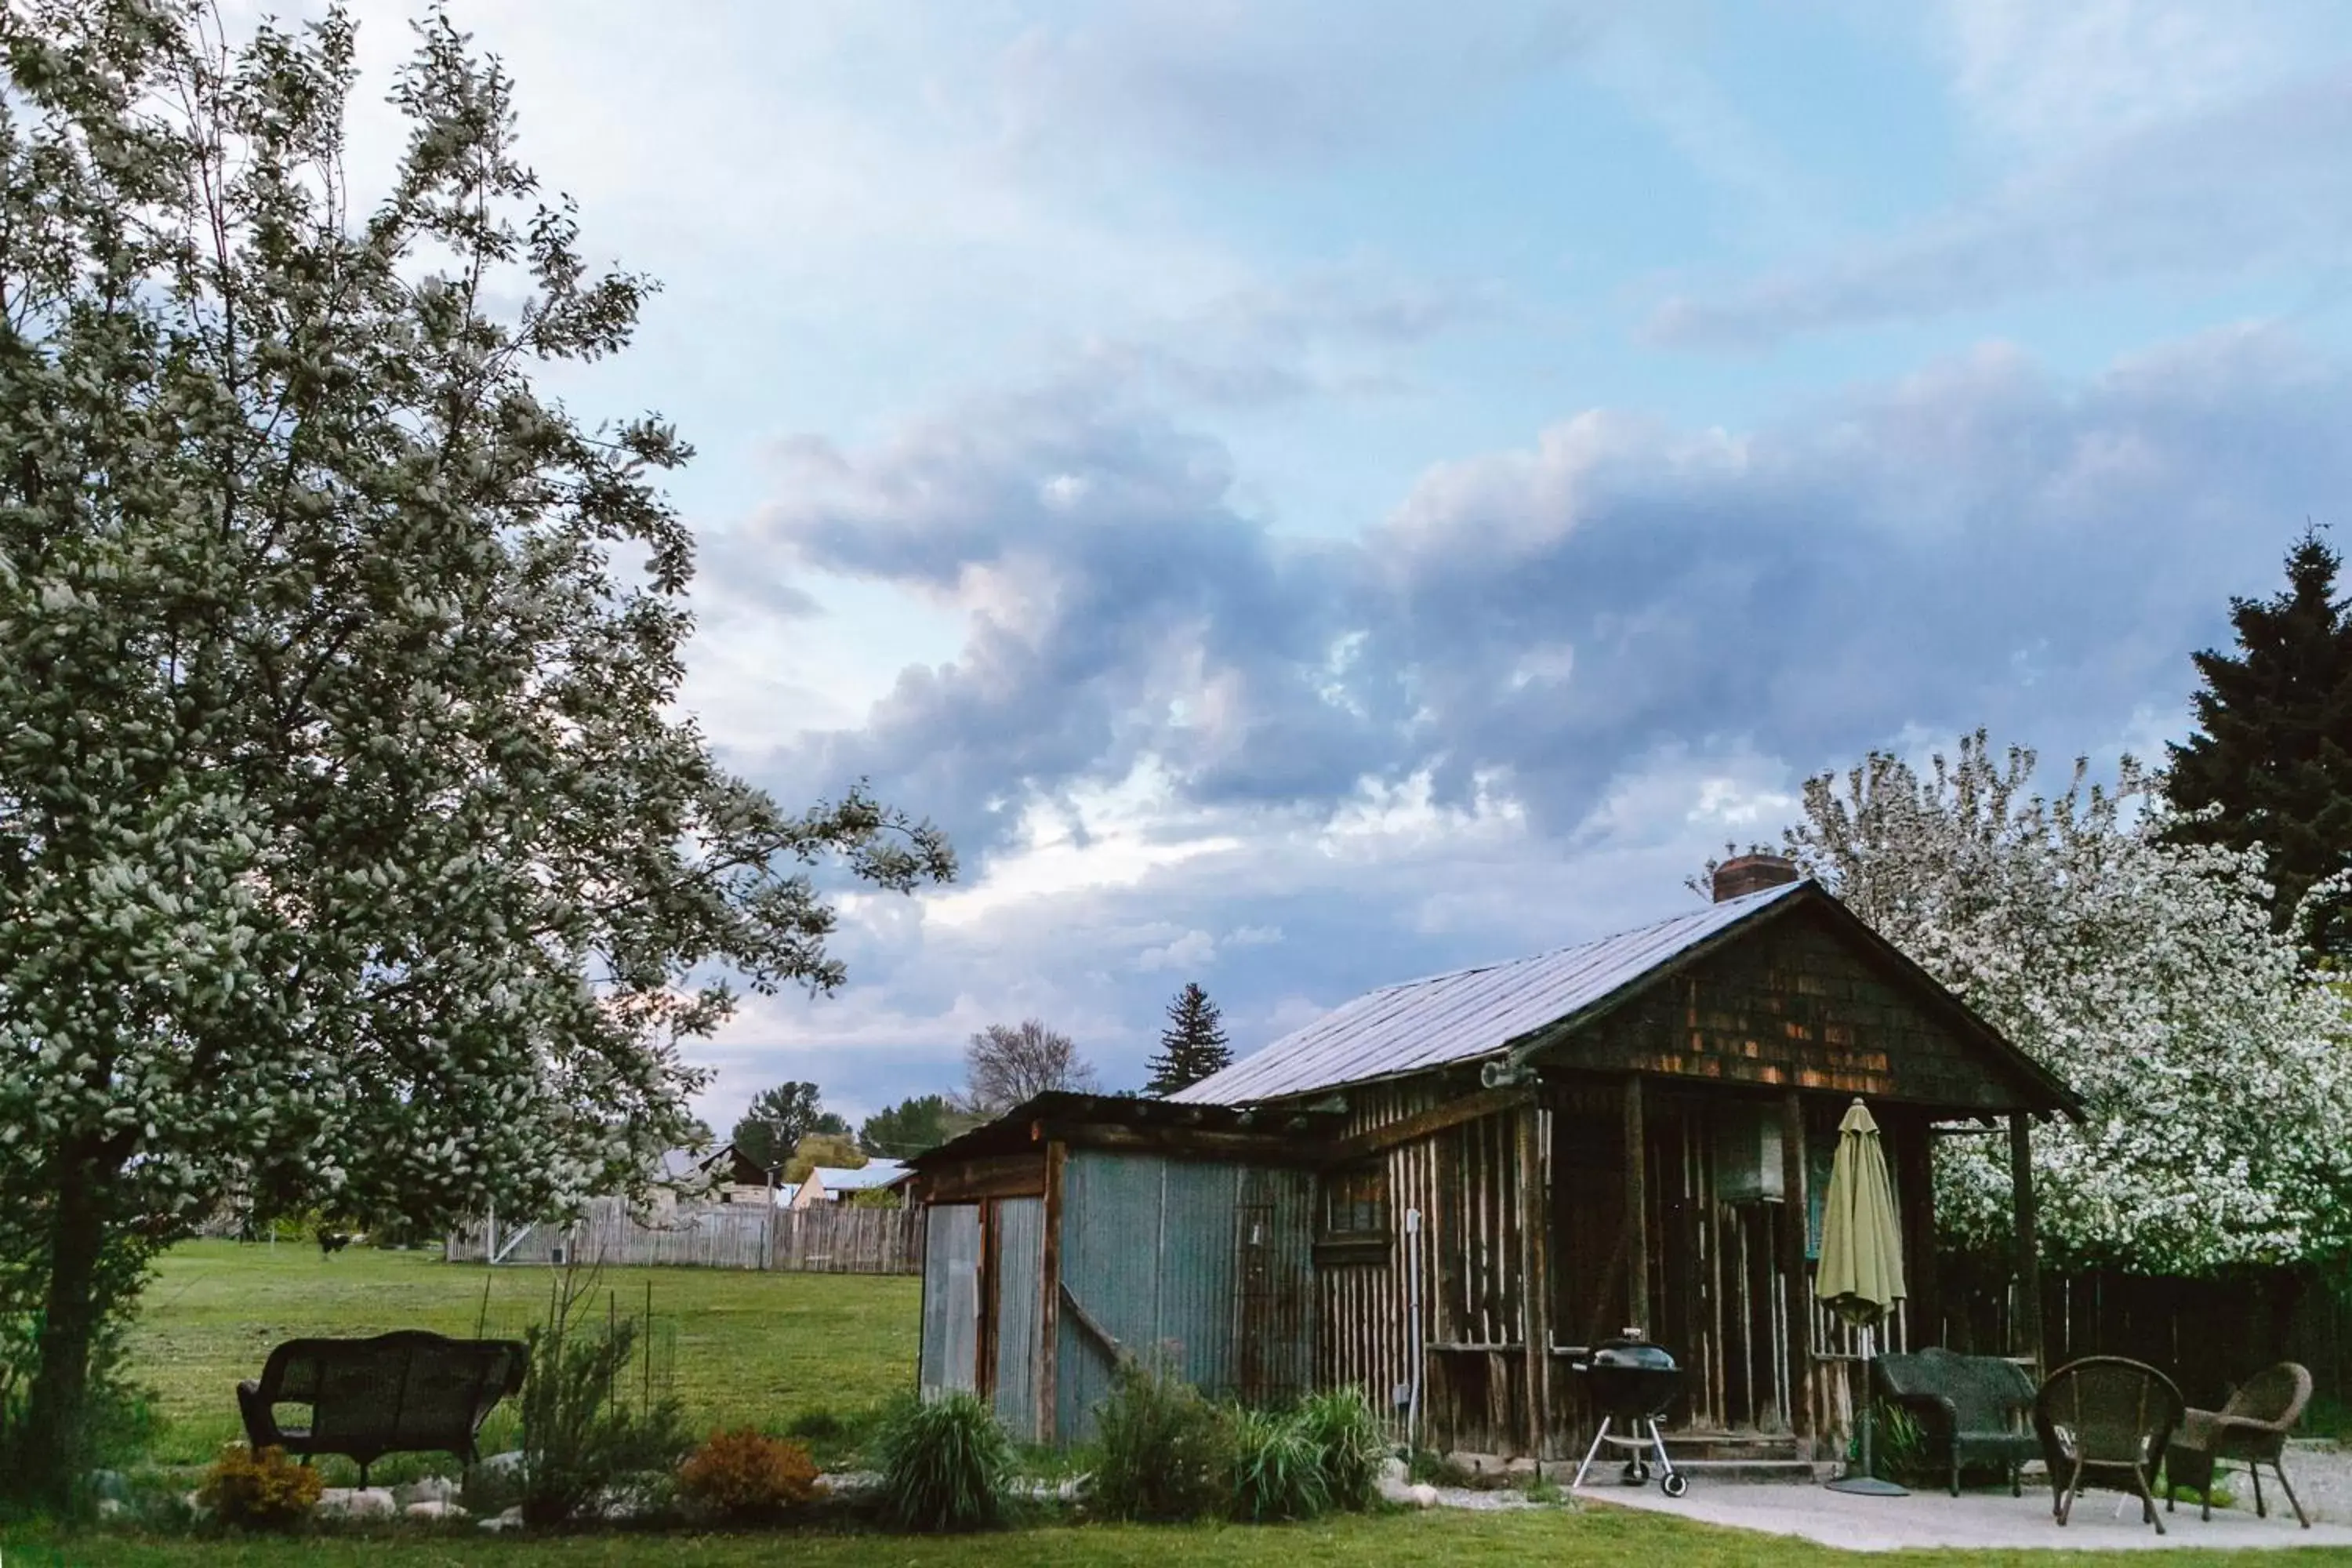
<box><xmin>1585</xmin><ymin>1475</ymin><xmax>2352</xmax><ymax>1553</ymax></box>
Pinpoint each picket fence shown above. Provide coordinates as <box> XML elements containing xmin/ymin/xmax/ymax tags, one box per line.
<box><xmin>445</xmin><ymin>1196</ymin><xmax>924</xmax><ymax>1276</ymax></box>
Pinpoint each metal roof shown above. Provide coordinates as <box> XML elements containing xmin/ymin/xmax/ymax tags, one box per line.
<box><xmin>811</xmin><ymin>1159</ymin><xmax>907</xmax><ymax>1192</ymax></box>
<box><xmin>1170</xmin><ymin>879</ymin><xmax>1811</xmax><ymax>1105</ymax></box>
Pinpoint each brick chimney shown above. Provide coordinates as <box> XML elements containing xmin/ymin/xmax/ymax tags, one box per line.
<box><xmin>1711</xmin><ymin>852</ymin><xmax>1799</xmax><ymax>903</ymax></box>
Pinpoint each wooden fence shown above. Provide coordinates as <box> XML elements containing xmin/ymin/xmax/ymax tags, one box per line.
<box><xmin>1933</xmin><ymin>1254</ymin><xmax>2351</xmax><ymax>1411</ymax></box>
<box><xmin>445</xmin><ymin>1197</ymin><xmax>924</xmax><ymax>1276</ymax></box>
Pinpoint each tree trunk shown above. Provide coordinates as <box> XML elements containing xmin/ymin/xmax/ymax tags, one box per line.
<box><xmin>19</xmin><ymin>1151</ymin><xmax>108</xmax><ymax>1508</ymax></box>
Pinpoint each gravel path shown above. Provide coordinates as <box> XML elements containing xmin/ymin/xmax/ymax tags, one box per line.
<box><xmin>2267</xmin><ymin>1441</ymin><xmax>2352</xmax><ymax>1525</ymax></box>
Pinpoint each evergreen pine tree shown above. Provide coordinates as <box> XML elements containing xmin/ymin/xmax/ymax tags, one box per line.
<box><xmin>1144</xmin><ymin>982</ymin><xmax>1233</xmax><ymax>1095</ymax></box>
<box><xmin>2165</xmin><ymin>528</ymin><xmax>2352</xmax><ymax>959</ymax></box>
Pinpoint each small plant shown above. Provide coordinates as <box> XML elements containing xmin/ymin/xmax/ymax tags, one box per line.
<box><xmin>198</xmin><ymin>1444</ymin><xmax>323</xmax><ymax>1530</ymax></box>
<box><xmin>1091</xmin><ymin>1359</ymin><xmax>1233</xmax><ymax>1522</ymax></box>
<box><xmin>517</xmin><ymin>1266</ymin><xmax>693</xmax><ymax>1526</ymax></box>
<box><xmin>1229</xmin><ymin>1406</ymin><xmax>1329</xmax><ymax>1523</ymax></box>
<box><xmin>677</xmin><ymin>1427</ymin><xmax>819</xmax><ymax>1521</ymax></box>
<box><xmin>1848</xmin><ymin>1398</ymin><xmax>1927</xmax><ymax>1482</ymax></box>
<box><xmin>1295</xmin><ymin>1386</ymin><xmax>1387</xmax><ymax>1512</ymax></box>
<box><xmin>871</xmin><ymin>1392</ymin><xmax>1013</xmax><ymax>1533</ymax></box>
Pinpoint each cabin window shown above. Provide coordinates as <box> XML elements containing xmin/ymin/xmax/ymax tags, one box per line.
<box><xmin>1316</xmin><ymin>1163</ymin><xmax>1391</xmax><ymax>1265</ymax></box>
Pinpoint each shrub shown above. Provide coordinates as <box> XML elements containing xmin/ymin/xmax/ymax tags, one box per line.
<box><xmin>517</xmin><ymin>1287</ymin><xmax>694</xmax><ymax>1526</ymax></box>
<box><xmin>198</xmin><ymin>1444</ymin><xmax>323</xmax><ymax>1530</ymax></box>
<box><xmin>1091</xmin><ymin>1360</ymin><xmax>1232</xmax><ymax>1523</ymax></box>
<box><xmin>1229</xmin><ymin>1407</ymin><xmax>1328</xmax><ymax>1523</ymax></box>
<box><xmin>1295</xmin><ymin>1386</ymin><xmax>1386</xmax><ymax>1512</ymax></box>
<box><xmin>871</xmin><ymin>1392</ymin><xmax>1012</xmax><ymax>1533</ymax></box>
<box><xmin>677</xmin><ymin>1428</ymin><xmax>819</xmax><ymax>1520</ymax></box>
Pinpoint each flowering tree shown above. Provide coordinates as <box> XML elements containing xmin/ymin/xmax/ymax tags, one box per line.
<box><xmin>1777</xmin><ymin>733</ymin><xmax>2352</xmax><ymax>1277</ymax></box>
<box><xmin>0</xmin><ymin>2</ymin><xmax>950</xmax><ymax>1502</ymax></box>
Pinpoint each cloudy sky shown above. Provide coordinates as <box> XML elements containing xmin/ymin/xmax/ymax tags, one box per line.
<box><xmin>293</xmin><ymin>1</ymin><xmax>2352</xmax><ymax>1129</ymax></box>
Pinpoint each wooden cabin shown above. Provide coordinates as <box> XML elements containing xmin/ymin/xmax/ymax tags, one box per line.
<box><xmin>907</xmin><ymin>856</ymin><xmax>2079</xmax><ymax>1465</ymax></box>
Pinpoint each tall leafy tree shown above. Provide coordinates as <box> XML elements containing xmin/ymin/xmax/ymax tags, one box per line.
<box><xmin>858</xmin><ymin>1093</ymin><xmax>974</xmax><ymax>1159</ymax></box>
<box><xmin>729</xmin><ymin>1082</ymin><xmax>847</xmax><ymax>1175</ymax></box>
<box><xmin>2165</xmin><ymin>528</ymin><xmax>2352</xmax><ymax>960</ymax></box>
<box><xmin>1782</xmin><ymin>732</ymin><xmax>2352</xmax><ymax>1276</ymax></box>
<box><xmin>782</xmin><ymin>1131</ymin><xmax>863</xmax><ymax>1185</ymax></box>
<box><xmin>1144</xmin><ymin>982</ymin><xmax>1232</xmax><ymax>1096</ymax></box>
<box><xmin>0</xmin><ymin>2</ymin><xmax>951</xmax><ymax>1503</ymax></box>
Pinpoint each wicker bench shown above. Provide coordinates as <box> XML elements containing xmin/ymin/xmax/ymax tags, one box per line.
<box><xmin>237</xmin><ymin>1330</ymin><xmax>528</xmax><ymax>1484</ymax></box>
<box><xmin>1876</xmin><ymin>1346</ymin><xmax>2041</xmax><ymax>1496</ymax></box>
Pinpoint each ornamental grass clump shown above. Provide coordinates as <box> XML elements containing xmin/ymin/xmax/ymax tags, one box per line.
<box><xmin>198</xmin><ymin>1444</ymin><xmax>323</xmax><ymax>1530</ymax></box>
<box><xmin>871</xmin><ymin>1392</ymin><xmax>1012</xmax><ymax>1533</ymax></box>
<box><xmin>1295</xmin><ymin>1386</ymin><xmax>1387</xmax><ymax>1512</ymax></box>
<box><xmin>1229</xmin><ymin>1406</ymin><xmax>1328</xmax><ymax>1523</ymax></box>
<box><xmin>677</xmin><ymin>1427</ymin><xmax>820</xmax><ymax>1522</ymax></box>
<box><xmin>1091</xmin><ymin>1360</ymin><xmax>1233</xmax><ymax>1523</ymax></box>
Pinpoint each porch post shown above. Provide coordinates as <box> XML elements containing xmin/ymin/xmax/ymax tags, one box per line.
<box><xmin>1896</xmin><ymin>1112</ymin><xmax>1939</xmax><ymax>1348</ymax></box>
<box><xmin>1623</xmin><ymin>1076</ymin><xmax>1650</xmax><ymax>1333</ymax></box>
<box><xmin>1780</xmin><ymin>1089</ymin><xmax>1814</xmax><ymax>1446</ymax></box>
<box><xmin>2008</xmin><ymin>1112</ymin><xmax>2044</xmax><ymax>1371</ymax></box>
<box><xmin>1515</xmin><ymin>1103</ymin><xmax>1551</xmax><ymax>1460</ymax></box>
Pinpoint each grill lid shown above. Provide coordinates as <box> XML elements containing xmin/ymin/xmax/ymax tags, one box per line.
<box><xmin>1588</xmin><ymin>1331</ymin><xmax>1676</xmax><ymax>1371</ymax></box>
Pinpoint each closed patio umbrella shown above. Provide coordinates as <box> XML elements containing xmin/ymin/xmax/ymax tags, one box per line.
<box><xmin>1818</xmin><ymin>1098</ymin><xmax>1908</xmax><ymax>1497</ymax></box>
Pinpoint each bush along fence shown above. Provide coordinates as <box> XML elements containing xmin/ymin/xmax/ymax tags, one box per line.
<box><xmin>445</xmin><ymin>1197</ymin><xmax>924</xmax><ymax>1276</ymax></box>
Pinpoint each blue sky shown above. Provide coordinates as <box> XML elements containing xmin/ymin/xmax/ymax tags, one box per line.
<box><xmin>293</xmin><ymin>1</ymin><xmax>2352</xmax><ymax>1128</ymax></box>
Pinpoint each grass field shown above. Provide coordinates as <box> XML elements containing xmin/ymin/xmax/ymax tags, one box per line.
<box><xmin>11</xmin><ymin>1507</ymin><xmax>2350</xmax><ymax>1568</ymax></box>
<box><xmin>122</xmin><ymin>1241</ymin><xmax>920</xmax><ymax>1465</ymax></box>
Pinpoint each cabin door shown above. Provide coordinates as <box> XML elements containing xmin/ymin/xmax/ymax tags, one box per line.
<box><xmin>920</xmin><ymin>1203</ymin><xmax>982</xmax><ymax>1397</ymax></box>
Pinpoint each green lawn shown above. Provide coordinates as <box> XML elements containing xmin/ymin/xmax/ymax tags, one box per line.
<box><xmin>122</xmin><ymin>1241</ymin><xmax>920</xmax><ymax>1465</ymax></box>
<box><xmin>10</xmin><ymin>1508</ymin><xmax>2350</xmax><ymax>1568</ymax></box>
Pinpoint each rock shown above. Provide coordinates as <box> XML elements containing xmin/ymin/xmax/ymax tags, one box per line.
<box><xmin>400</xmin><ymin>1475</ymin><xmax>462</xmax><ymax>1506</ymax></box>
<box><xmin>405</xmin><ymin>1499</ymin><xmax>468</xmax><ymax>1521</ymax></box>
<box><xmin>1409</xmin><ymin>1483</ymin><xmax>1440</xmax><ymax>1508</ymax></box>
<box><xmin>815</xmin><ymin>1469</ymin><xmax>884</xmax><ymax>1497</ymax></box>
<box><xmin>317</xmin><ymin>1486</ymin><xmax>398</xmax><ymax>1519</ymax></box>
<box><xmin>96</xmin><ymin>1497</ymin><xmax>126</xmax><ymax>1520</ymax></box>
<box><xmin>478</xmin><ymin>1505</ymin><xmax>525</xmax><ymax>1533</ymax></box>
<box><xmin>477</xmin><ymin>1450</ymin><xmax>526</xmax><ymax>1475</ymax></box>
<box><xmin>87</xmin><ymin>1468</ymin><xmax>129</xmax><ymax>1501</ymax></box>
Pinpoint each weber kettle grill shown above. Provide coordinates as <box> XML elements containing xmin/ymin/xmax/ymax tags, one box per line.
<box><xmin>1569</xmin><ymin>1328</ymin><xmax>1689</xmax><ymax>1497</ymax></box>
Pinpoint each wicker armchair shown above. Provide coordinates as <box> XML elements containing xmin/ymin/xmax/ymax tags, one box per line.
<box><xmin>2032</xmin><ymin>1356</ymin><xmax>2184</xmax><ymax>1534</ymax></box>
<box><xmin>2165</xmin><ymin>1362</ymin><xmax>2311</xmax><ymax>1528</ymax></box>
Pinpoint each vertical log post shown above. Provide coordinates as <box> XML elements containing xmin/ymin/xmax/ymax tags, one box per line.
<box><xmin>1896</xmin><ymin>1112</ymin><xmax>1939</xmax><ymax>1347</ymax></box>
<box><xmin>1780</xmin><ymin>1089</ymin><xmax>1814</xmax><ymax>1446</ymax></box>
<box><xmin>1039</xmin><ymin>1141</ymin><xmax>1066</xmax><ymax>1443</ymax></box>
<box><xmin>1624</xmin><ymin>1075</ymin><xmax>1650</xmax><ymax>1333</ymax></box>
<box><xmin>2009</xmin><ymin>1113</ymin><xmax>2044</xmax><ymax>1371</ymax></box>
<box><xmin>1516</xmin><ymin>1103</ymin><xmax>1552</xmax><ymax>1461</ymax></box>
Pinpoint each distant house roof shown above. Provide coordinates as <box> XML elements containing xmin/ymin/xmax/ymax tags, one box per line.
<box><xmin>811</xmin><ymin>1159</ymin><xmax>907</xmax><ymax>1192</ymax></box>
<box><xmin>1172</xmin><ymin>880</ymin><xmax>2080</xmax><ymax>1116</ymax></box>
<box><xmin>654</xmin><ymin>1142</ymin><xmax>767</xmax><ymax>1189</ymax></box>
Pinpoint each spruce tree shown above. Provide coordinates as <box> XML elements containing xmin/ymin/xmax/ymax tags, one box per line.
<box><xmin>1145</xmin><ymin>982</ymin><xmax>1233</xmax><ymax>1095</ymax></box>
<box><xmin>2165</xmin><ymin>528</ymin><xmax>2352</xmax><ymax>960</ymax></box>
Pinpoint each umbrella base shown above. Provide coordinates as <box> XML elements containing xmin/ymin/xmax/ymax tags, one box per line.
<box><xmin>1826</xmin><ymin>1475</ymin><xmax>1911</xmax><ymax>1497</ymax></box>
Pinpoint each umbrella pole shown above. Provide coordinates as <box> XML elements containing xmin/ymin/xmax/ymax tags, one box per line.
<box><xmin>1825</xmin><ymin>1322</ymin><xmax>1909</xmax><ymax>1497</ymax></box>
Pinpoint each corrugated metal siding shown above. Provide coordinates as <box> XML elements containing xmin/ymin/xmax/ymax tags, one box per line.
<box><xmin>992</xmin><ymin>1197</ymin><xmax>1045</xmax><ymax>1440</ymax></box>
<box><xmin>1053</xmin><ymin>1150</ymin><xmax>1316</xmax><ymax>1440</ymax></box>
<box><xmin>1057</xmin><ymin>1150</ymin><xmax>1165</xmax><ymax>1439</ymax></box>
<box><xmin>1159</xmin><ymin>1161</ymin><xmax>1240</xmax><ymax>1388</ymax></box>
<box><xmin>920</xmin><ymin>1204</ymin><xmax>982</xmax><ymax>1398</ymax></box>
<box><xmin>1172</xmin><ymin>880</ymin><xmax>1806</xmax><ymax>1105</ymax></box>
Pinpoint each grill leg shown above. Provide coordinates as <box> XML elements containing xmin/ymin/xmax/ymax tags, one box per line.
<box><xmin>1647</xmin><ymin>1419</ymin><xmax>1675</xmax><ymax>1479</ymax></box>
<box><xmin>1572</xmin><ymin>1417</ymin><xmax>1612</xmax><ymax>1490</ymax></box>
